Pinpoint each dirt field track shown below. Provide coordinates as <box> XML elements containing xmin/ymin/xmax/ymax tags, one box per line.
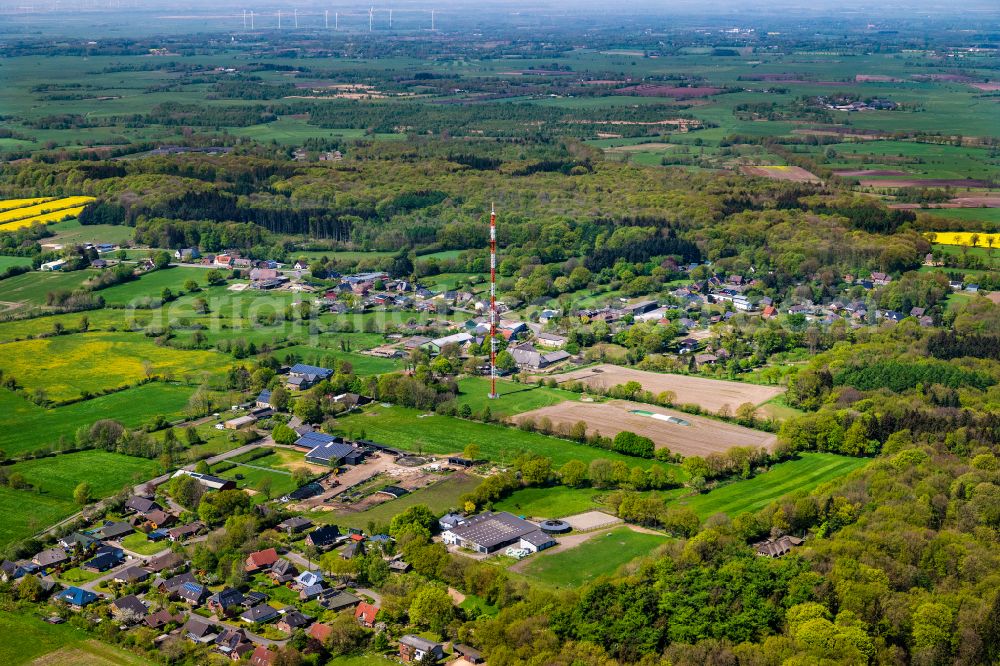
<box><xmin>516</xmin><ymin>399</ymin><xmax>777</xmax><ymax>457</ymax></box>
<box><xmin>549</xmin><ymin>365</ymin><xmax>784</xmax><ymax>413</ymax></box>
<box><xmin>741</xmin><ymin>165</ymin><xmax>821</xmax><ymax>182</ymax></box>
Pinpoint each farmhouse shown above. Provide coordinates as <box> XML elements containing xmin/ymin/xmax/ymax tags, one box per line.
<box><xmin>277</xmin><ymin>516</ymin><xmax>313</xmax><ymax>534</ymax></box>
<box><xmin>398</xmin><ymin>635</ymin><xmax>445</xmax><ymax>663</ymax></box>
<box><xmin>509</xmin><ymin>343</ymin><xmax>571</xmax><ymax>370</ymax></box>
<box><xmin>754</xmin><ymin>535</ymin><xmax>804</xmax><ymax>558</ymax></box>
<box><xmin>355</xmin><ymin>602</ymin><xmax>380</xmax><ymax>627</ymax></box>
<box><xmin>422</xmin><ymin>331</ymin><xmax>474</xmax><ymax>355</ymax></box>
<box><xmin>442</xmin><ymin>511</ymin><xmax>555</xmax><ymax>554</ymax></box>
<box><xmin>286</xmin><ymin>363</ymin><xmax>333</xmax><ymax>390</ymax></box>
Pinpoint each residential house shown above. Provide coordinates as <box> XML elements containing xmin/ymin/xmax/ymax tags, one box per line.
<box><xmin>124</xmin><ymin>496</ymin><xmax>160</xmax><ymax>515</ymax></box>
<box><xmin>269</xmin><ymin>559</ymin><xmax>299</xmax><ymax>585</ymax></box>
<box><xmin>214</xmin><ymin>254</ymin><xmax>234</xmax><ymax>268</ymax></box>
<box><xmin>286</xmin><ymin>363</ymin><xmax>333</xmax><ymax>390</ymax></box>
<box><xmin>177</xmin><ymin>581</ymin><xmax>209</xmax><ymax>606</ymax></box>
<box><xmin>442</xmin><ymin>511</ymin><xmax>555</xmax><ymax>555</ymax></box>
<box><xmin>113</xmin><ymin>566</ymin><xmax>151</xmax><ymax>584</ymax></box>
<box><xmin>82</xmin><ymin>547</ymin><xmax>125</xmax><ymax>573</ymax></box>
<box><xmin>174</xmin><ymin>248</ymin><xmax>200</xmax><ymax>261</ymax></box>
<box><xmin>57</xmin><ymin>532</ymin><xmax>101</xmax><ymax>551</ymax></box>
<box><xmin>0</xmin><ymin>560</ymin><xmax>30</xmax><ymax>582</ymax></box>
<box><xmin>241</xmin><ymin>603</ymin><xmax>279</xmax><ymax>625</ymax></box>
<box><xmin>341</xmin><ymin>541</ymin><xmax>365</xmax><ymax>560</ymax></box>
<box><xmin>32</xmin><ymin>548</ymin><xmax>69</xmax><ymax>569</ymax></box>
<box><xmin>250</xmin><ymin>645</ymin><xmax>278</xmax><ymax>666</ymax></box>
<box><xmin>535</xmin><ymin>332</ymin><xmax>567</xmax><ymax>348</ymax></box>
<box><xmin>422</xmin><ymin>332</ymin><xmax>474</xmax><ymax>355</ymax></box>
<box><xmin>245</xmin><ymin>548</ymin><xmax>279</xmax><ymax>573</ymax></box>
<box><xmin>277</xmin><ymin>610</ymin><xmax>312</xmax><ymax>634</ymax></box>
<box><xmin>308</xmin><ymin>623</ymin><xmax>332</xmax><ymax>643</ymax></box>
<box><xmin>276</xmin><ymin>516</ymin><xmax>312</xmax><ymax>535</ymax></box>
<box><xmin>299</xmin><ymin>583</ymin><xmax>325</xmax><ymax>601</ymax></box>
<box><xmin>295</xmin><ymin>570</ymin><xmax>323</xmax><ymax>589</ymax></box>
<box><xmin>439</xmin><ymin>513</ymin><xmax>466</xmax><ymax>531</ymax></box>
<box><xmin>398</xmin><ymin>635</ymin><xmax>445</xmax><ymax>663</ymax></box>
<box><xmin>96</xmin><ymin>520</ymin><xmax>134</xmax><ymax>540</ymax></box>
<box><xmin>215</xmin><ymin>627</ymin><xmax>254</xmax><ymax>659</ymax></box>
<box><xmin>143</xmin><ymin>509</ymin><xmax>174</xmax><ymax>529</ymax></box>
<box><xmin>871</xmin><ymin>272</ymin><xmax>892</xmax><ymax>286</ymax></box>
<box><xmin>111</xmin><ymin>595</ymin><xmax>148</xmax><ymax>623</ymax></box>
<box><xmin>317</xmin><ymin>589</ymin><xmax>361</xmax><ymax>612</ymax></box>
<box><xmin>207</xmin><ymin>587</ymin><xmax>245</xmax><ymax>616</ymax></box>
<box><xmin>508</xmin><ymin>343</ymin><xmax>570</xmax><ymax>370</ymax></box>
<box><xmin>155</xmin><ymin>571</ymin><xmax>197</xmax><ymax>596</ymax></box>
<box><xmin>144</xmin><ymin>609</ymin><xmax>182</xmax><ymax>630</ymax></box>
<box><xmin>166</xmin><ymin>521</ymin><xmax>206</xmax><ymax>542</ymax></box>
<box><xmin>183</xmin><ymin>617</ymin><xmax>217</xmax><ymax>643</ymax></box>
<box><xmin>389</xmin><ymin>559</ymin><xmax>411</xmax><ymax>574</ymax></box>
<box><xmin>354</xmin><ymin>602</ymin><xmax>379</xmax><ymax>628</ymax></box>
<box><xmin>754</xmin><ymin>535</ymin><xmax>804</xmax><ymax>558</ymax></box>
<box><xmin>305</xmin><ymin>525</ymin><xmax>341</xmax><ymax>550</ymax></box>
<box><xmin>55</xmin><ymin>586</ymin><xmax>98</xmax><ymax>609</ymax></box>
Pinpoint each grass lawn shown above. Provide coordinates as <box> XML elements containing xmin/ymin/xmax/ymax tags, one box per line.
<box><xmin>328</xmin><ymin>656</ymin><xmax>398</xmax><ymax>666</ymax></box>
<box><xmin>313</xmin><ymin>473</ymin><xmax>482</xmax><ymax>529</ymax></box>
<box><xmin>494</xmin><ymin>486</ymin><xmax>606</xmax><ymax>518</ymax></box>
<box><xmin>759</xmin><ymin>395</ymin><xmax>806</xmax><ymax>421</ymax></box>
<box><xmin>0</xmin><ymin>610</ymin><xmax>152</xmax><ymax>666</ymax></box>
<box><xmin>334</xmin><ymin>405</ymin><xmax>681</xmax><ymax>472</ymax></box>
<box><xmin>214</xmin><ymin>461</ymin><xmax>299</xmax><ymax>501</ymax></box>
<box><xmin>56</xmin><ymin>566</ymin><xmax>104</xmax><ymax>584</ymax></box>
<box><xmin>520</xmin><ymin>526</ymin><xmax>668</xmax><ymax>588</ymax></box>
<box><xmin>47</xmin><ymin>219</ymin><xmax>135</xmax><ymax>245</ymax></box>
<box><xmin>0</xmin><ymin>383</ymin><xmax>195</xmax><ymax>456</ymax></box>
<box><xmin>0</xmin><ymin>331</ymin><xmax>230</xmax><ymax>401</ymax></box>
<box><xmin>460</xmin><ymin>593</ymin><xmax>498</xmax><ymax>617</ymax></box>
<box><xmin>120</xmin><ymin>531</ymin><xmax>166</xmax><ymax>556</ymax></box>
<box><xmin>455</xmin><ymin>378</ymin><xmax>584</xmax><ymax>418</ymax></box>
<box><xmin>676</xmin><ymin>453</ymin><xmax>869</xmax><ymax>519</ymax></box>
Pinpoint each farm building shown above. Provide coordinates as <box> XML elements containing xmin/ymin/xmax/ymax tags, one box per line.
<box><xmin>442</xmin><ymin>511</ymin><xmax>556</xmax><ymax>554</ymax></box>
<box><xmin>293</xmin><ymin>431</ymin><xmax>341</xmax><ymax>450</ymax></box>
<box><xmin>277</xmin><ymin>516</ymin><xmax>313</xmax><ymax>534</ymax></box>
<box><xmin>754</xmin><ymin>535</ymin><xmax>804</xmax><ymax>558</ymax></box>
<box><xmin>224</xmin><ymin>414</ymin><xmax>257</xmax><ymax>430</ymax></box>
<box><xmin>305</xmin><ymin>440</ymin><xmax>356</xmax><ymax>467</ymax></box>
<box><xmin>171</xmin><ymin>470</ymin><xmax>236</xmax><ymax>491</ymax></box>
<box><xmin>422</xmin><ymin>331</ymin><xmax>474</xmax><ymax>355</ymax></box>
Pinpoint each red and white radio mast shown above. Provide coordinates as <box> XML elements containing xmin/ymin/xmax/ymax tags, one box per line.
<box><xmin>489</xmin><ymin>203</ymin><xmax>499</xmax><ymax>400</ymax></box>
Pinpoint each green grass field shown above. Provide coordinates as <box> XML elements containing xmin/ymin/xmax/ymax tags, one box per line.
<box><xmin>0</xmin><ymin>450</ymin><xmax>158</xmax><ymax>546</ymax></box>
<box><xmin>0</xmin><ymin>255</ymin><xmax>32</xmax><ymax>271</ymax></box>
<box><xmin>0</xmin><ymin>383</ymin><xmax>194</xmax><ymax>456</ymax></box>
<box><xmin>494</xmin><ymin>486</ymin><xmax>607</xmax><ymax>518</ymax></box>
<box><xmin>0</xmin><ymin>610</ymin><xmax>152</xmax><ymax>665</ymax></box>
<box><xmin>334</xmin><ymin>405</ymin><xmax>681</xmax><ymax>472</ymax></box>
<box><xmin>96</xmin><ymin>266</ymin><xmax>209</xmax><ymax>305</ymax></box>
<box><xmin>677</xmin><ymin>453</ymin><xmax>868</xmax><ymax>519</ymax></box>
<box><xmin>277</xmin><ymin>345</ymin><xmax>404</xmax><ymax>376</ymax></box>
<box><xmin>0</xmin><ymin>269</ymin><xmax>98</xmax><ymax>306</ymax></box>
<box><xmin>0</xmin><ymin>331</ymin><xmax>230</xmax><ymax>401</ymax></box>
<box><xmin>213</xmin><ymin>460</ymin><xmax>298</xmax><ymax>502</ymax></box>
<box><xmin>455</xmin><ymin>378</ymin><xmax>583</xmax><ymax>418</ymax></box>
<box><xmin>313</xmin><ymin>473</ymin><xmax>482</xmax><ymax>529</ymax></box>
<box><xmin>47</xmin><ymin>219</ymin><xmax>135</xmax><ymax>245</ymax></box>
<box><xmin>520</xmin><ymin>526</ymin><xmax>667</xmax><ymax>588</ymax></box>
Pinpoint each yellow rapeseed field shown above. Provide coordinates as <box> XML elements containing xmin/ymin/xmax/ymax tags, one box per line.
<box><xmin>0</xmin><ymin>196</ymin><xmax>96</xmax><ymax>225</ymax></box>
<box><xmin>0</xmin><ymin>206</ymin><xmax>89</xmax><ymax>232</ymax></box>
<box><xmin>0</xmin><ymin>197</ymin><xmax>53</xmax><ymax>212</ymax></box>
<box><xmin>927</xmin><ymin>231</ymin><xmax>1000</xmax><ymax>248</ymax></box>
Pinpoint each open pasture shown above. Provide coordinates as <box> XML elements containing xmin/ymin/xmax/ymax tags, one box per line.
<box><xmin>516</xmin><ymin>399</ymin><xmax>777</xmax><ymax>457</ymax></box>
<box><xmin>549</xmin><ymin>364</ymin><xmax>784</xmax><ymax>412</ymax></box>
<box><xmin>0</xmin><ymin>332</ymin><xmax>229</xmax><ymax>401</ymax></box>
<box><xmin>455</xmin><ymin>377</ymin><xmax>583</xmax><ymax>418</ymax></box>
<box><xmin>46</xmin><ymin>219</ymin><xmax>135</xmax><ymax>245</ymax></box>
<box><xmin>0</xmin><ymin>383</ymin><xmax>194</xmax><ymax>456</ymax></box>
<box><xmin>335</xmin><ymin>405</ymin><xmax>681</xmax><ymax>471</ymax></box>
<box><xmin>0</xmin><ymin>269</ymin><xmax>99</xmax><ymax>306</ymax></box>
<box><xmin>0</xmin><ymin>610</ymin><xmax>151</xmax><ymax>666</ymax></box>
